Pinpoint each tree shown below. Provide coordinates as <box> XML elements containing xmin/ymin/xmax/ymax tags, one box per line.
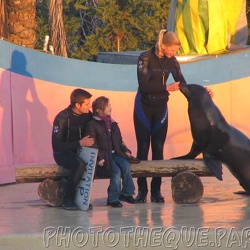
<box><xmin>35</xmin><ymin>0</ymin><xmax>250</xmax><ymax>60</ymax></box>
<box><xmin>36</xmin><ymin>0</ymin><xmax>50</xmax><ymax>50</ymax></box>
<box><xmin>36</xmin><ymin>0</ymin><xmax>84</xmax><ymax>58</ymax></box>
<box><xmin>247</xmin><ymin>0</ymin><xmax>250</xmax><ymax>44</ymax></box>
<box><xmin>77</xmin><ymin>0</ymin><xmax>101</xmax><ymax>39</ymax></box>
<box><xmin>37</xmin><ymin>0</ymin><xmax>172</xmax><ymax>60</ymax></box>
<box><xmin>7</xmin><ymin>0</ymin><xmax>36</xmax><ymax>48</ymax></box>
<box><xmin>49</xmin><ymin>0</ymin><xmax>68</xmax><ymax>57</ymax></box>
<box><xmin>0</xmin><ymin>0</ymin><xmax>8</xmax><ymax>38</ymax></box>
<box><xmin>35</xmin><ymin>0</ymin><xmax>171</xmax><ymax>60</ymax></box>
<box><xmin>82</xmin><ymin>0</ymin><xmax>171</xmax><ymax>60</ymax></box>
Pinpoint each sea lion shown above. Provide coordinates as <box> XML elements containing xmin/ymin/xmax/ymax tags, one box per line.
<box><xmin>173</xmin><ymin>83</ymin><xmax>250</xmax><ymax>193</ymax></box>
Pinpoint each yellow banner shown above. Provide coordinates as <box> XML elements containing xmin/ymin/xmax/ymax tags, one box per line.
<box><xmin>168</xmin><ymin>0</ymin><xmax>247</xmax><ymax>55</ymax></box>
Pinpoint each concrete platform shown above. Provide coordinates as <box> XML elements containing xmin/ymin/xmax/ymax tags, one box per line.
<box><xmin>1</xmin><ymin>168</ymin><xmax>250</xmax><ymax>250</ymax></box>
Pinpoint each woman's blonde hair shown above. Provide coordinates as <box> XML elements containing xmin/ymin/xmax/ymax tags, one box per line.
<box><xmin>155</xmin><ymin>29</ymin><xmax>181</xmax><ymax>58</ymax></box>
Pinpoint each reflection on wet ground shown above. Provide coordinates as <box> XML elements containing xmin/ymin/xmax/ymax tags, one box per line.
<box><xmin>1</xmin><ymin>167</ymin><xmax>250</xmax><ymax>249</ymax></box>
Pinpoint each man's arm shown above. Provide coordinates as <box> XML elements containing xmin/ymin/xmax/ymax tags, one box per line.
<box><xmin>52</xmin><ymin>112</ymin><xmax>80</xmax><ymax>152</ymax></box>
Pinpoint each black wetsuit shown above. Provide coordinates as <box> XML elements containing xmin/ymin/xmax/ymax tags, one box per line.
<box><xmin>133</xmin><ymin>47</ymin><xmax>186</xmax><ymax>198</ymax></box>
<box><xmin>52</xmin><ymin>105</ymin><xmax>92</xmax><ymax>200</ymax></box>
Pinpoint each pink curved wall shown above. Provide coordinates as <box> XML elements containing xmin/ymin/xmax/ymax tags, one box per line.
<box><xmin>2</xmin><ymin>70</ymin><xmax>250</xmax><ymax>165</ymax></box>
<box><xmin>1</xmin><ymin>42</ymin><xmax>250</xmax><ymax>184</ymax></box>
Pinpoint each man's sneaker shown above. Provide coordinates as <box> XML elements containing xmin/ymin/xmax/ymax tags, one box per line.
<box><xmin>119</xmin><ymin>194</ymin><xmax>137</xmax><ymax>204</ymax></box>
<box><xmin>62</xmin><ymin>198</ymin><xmax>78</xmax><ymax>210</ymax></box>
<box><xmin>107</xmin><ymin>201</ymin><xmax>123</xmax><ymax>208</ymax></box>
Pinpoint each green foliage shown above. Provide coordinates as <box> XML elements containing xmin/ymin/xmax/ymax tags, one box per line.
<box><xmin>35</xmin><ymin>0</ymin><xmax>250</xmax><ymax>60</ymax></box>
<box><xmin>82</xmin><ymin>0</ymin><xmax>171</xmax><ymax>60</ymax></box>
<box><xmin>247</xmin><ymin>0</ymin><xmax>250</xmax><ymax>44</ymax></box>
<box><xmin>35</xmin><ymin>0</ymin><xmax>50</xmax><ymax>50</ymax></box>
<box><xmin>36</xmin><ymin>0</ymin><xmax>171</xmax><ymax>60</ymax></box>
<box><xmin>62</xmin><ymin>0</ymin><xmax>84</xmax><ymax>59</ymax></box>
<box><xmin>35</xmin><ymin>0</ymin><xmax>83</xmax><ymax>57</ymax></box>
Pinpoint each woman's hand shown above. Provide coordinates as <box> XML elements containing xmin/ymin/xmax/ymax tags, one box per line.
<box><xmin>166</xmin><ymin>82</ymin><xmax>180</xmax><ymax>92</ymax></box>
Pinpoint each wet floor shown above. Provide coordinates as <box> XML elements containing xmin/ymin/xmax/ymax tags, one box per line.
<box><xmin>1</xmin><ymin>167</ymin><xmax>250</xmax><ymax>250</ymax></box>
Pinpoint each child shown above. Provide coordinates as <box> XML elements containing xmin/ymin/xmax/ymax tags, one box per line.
<box><xmin>85</xmin><ymin>96</ymin><xmax>137</xmax><ymax>207</ymax></box>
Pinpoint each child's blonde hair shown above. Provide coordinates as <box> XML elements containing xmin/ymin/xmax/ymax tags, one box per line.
<box><xmin>155</xmin><ymin>29</ymin><xmax>181</xmax><ymax>58</ymax></box>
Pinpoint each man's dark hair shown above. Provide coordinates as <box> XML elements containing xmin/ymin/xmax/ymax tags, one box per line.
<box><xmin>70</xmin><ymin>88</ymin><xmax>92</xmax><ymax>107</ymax></box>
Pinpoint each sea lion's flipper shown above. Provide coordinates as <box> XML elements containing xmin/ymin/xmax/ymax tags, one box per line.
<box><xmin>172</xmin><ymin>142</ymin><xmax>202</xmax><ymax>159</ymax></box>
<box><xmin>203</xmin><ymin>153</ymin><xmax>223</xmax><ymax>181</ymax></box>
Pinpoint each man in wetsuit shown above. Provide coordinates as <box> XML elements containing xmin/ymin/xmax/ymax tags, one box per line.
<box><xmin>52</xmin><ymin>88</ymin><xmax>94</xmax><ymax>210</ymax></box>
